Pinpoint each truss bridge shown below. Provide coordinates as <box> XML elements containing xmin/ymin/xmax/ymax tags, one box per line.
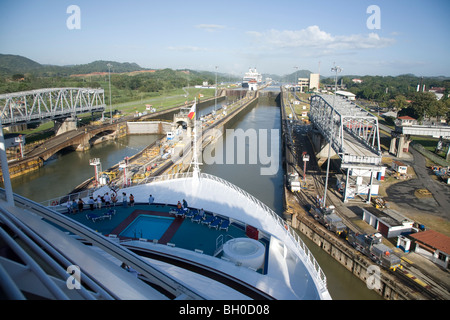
<box><xmin>0</xmin><ymin>87</ymin><xmax>105</xmax><ymax>126</ymax></box>
<box><xmin>309</xmin><ymin>94</ymin><xmax>382</xmax><ymax>169</ymax></box>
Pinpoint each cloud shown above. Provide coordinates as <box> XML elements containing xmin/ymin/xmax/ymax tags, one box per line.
<box><xmin>195</xmin><ymin>24</ymin><xmax>226</xmax><ymax>32</ymax></box>
<box><xmin>246</xmin><ymin>25</ymin><xmax>395</xmax><ymax>52</ymax></box>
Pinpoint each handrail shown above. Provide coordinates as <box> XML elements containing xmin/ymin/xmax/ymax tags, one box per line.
<box><xmin>40</xmin><ymin>188</ymin><xmax>96</xmax><ymax>207</ymax></box>
<box><xmin>7</xmin><ymin>190</ymin><xmax>206</xmax><ymax>300</ymax></box>
<box><xmin>0</xmin><ymin>205</ymin><xmax>109</xmax><ymax>300</ymax></box>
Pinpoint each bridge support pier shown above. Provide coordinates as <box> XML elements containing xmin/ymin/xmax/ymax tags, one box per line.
<box><xmin>311</xmin><ymin>130</ymin><xmax>337</xmax><ymax>167</ymax></box>
<box><xmin>54</xmin><ymin>118</ymin><xmax>77</xmax><ymax>136</ymax></box>
<box><xmin>389</xmin><ymin>133</ymin><xmax>411</xmax><ymax>158</ymax></box>
<box><xmin>343</xmin><ymin>169</ymin><xmax>350</xmax><ymax>203</ymax></box>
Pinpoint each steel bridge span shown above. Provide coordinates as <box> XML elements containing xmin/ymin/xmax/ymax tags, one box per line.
<box><xmin>308</xmin><ymin>93</ymin><xmax>383</xmax><ymax>203</ymax></box>
<box><xmin>309</xmin><ymin>94</ymin><xmax>382</xmax><ymax>167</ymax></box>
<box><xmin>0</xmin><ymin>87</ymin><xmax>105</xmax><ymax>126</ymax></box>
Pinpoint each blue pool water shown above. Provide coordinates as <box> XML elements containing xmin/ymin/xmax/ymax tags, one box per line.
<box><xmin>120</xmin><ymin>215</ymin><xmax>174</xmax><ymax>239</ymax></box>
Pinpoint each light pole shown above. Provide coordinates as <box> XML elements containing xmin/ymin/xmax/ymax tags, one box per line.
<box><xmin>214</xmin><ymin>66</ymin><xmax>218</xmax><ymax>114</ymax></box>
<box><xmin>107</xmin><ymin>63</ymin><xmax>113</xmax><ymax>124</ymax></box>
<box><xmin>0</xmin><ymin>119</ymin><xmax>14</xmax><ymax>206</ymax></box>
<box><xmin>322</xmin><ymin>63</ymin><xmax>342</xmax><ymax>210</ymax></box>
<box><xmin>294</xmin><ymin>66</ymin><xmax>298</xmax><ymax>91</ymax></box>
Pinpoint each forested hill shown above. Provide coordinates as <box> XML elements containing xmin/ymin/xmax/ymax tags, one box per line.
<box><xmin>0</xmin><ymin>54</ymin><xmax>145</xmax><ymax>76</ymax></box>
<box><xmin>0</xmin><ymin>54</ymin><xmax>241</xmax><ymax>99</ymax></box>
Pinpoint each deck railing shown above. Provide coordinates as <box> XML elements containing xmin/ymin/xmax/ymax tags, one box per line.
<box><xmin>40</xmin><ymin>189</ymin><xmax>96</xmax><ymax>207</ymax></box>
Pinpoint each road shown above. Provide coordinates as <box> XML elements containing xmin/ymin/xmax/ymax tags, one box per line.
<box><xmin>385</xmin><ymin>146</ymin><xmax>450</xmax><ymax>222</ymax></box>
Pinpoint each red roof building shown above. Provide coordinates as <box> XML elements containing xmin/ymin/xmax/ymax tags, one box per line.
<box><xmin>397</xmin><ymin>115</ymin><xmax>417</xmax><ymax>126</ymax></box>
<box><xmin>410</xmin><ymin>230</ymin><xmax>450</xmax><ymax>269</ymax></box>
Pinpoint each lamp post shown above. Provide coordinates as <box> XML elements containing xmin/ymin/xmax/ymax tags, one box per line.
<box><xmin>214</xmin><ymin>66</ymin><xmax>218</xmax><ymax>114</ymax></box>
<box><xmin>302</xmin><ymin>152</ymin><xmax>309</xmax><ymax>181</ymax></box>
<box><xmin>322</xmin><ymin>63</ymin><xmax>342</xmax><ymax>209</ymax></box>
<box><xmin>0</xmin><ymin>120</ymin><xmax>14</xmax><ymax>206</ymax></box>
<box><xmin>107</xmin><ymin>63</ymin><xmax>113</xmax><ymax>124</ymax></box>
<box><xmin>293</xmin><ymin>66</ymin><xmax>298</xmax><ymax>91</ymax></box>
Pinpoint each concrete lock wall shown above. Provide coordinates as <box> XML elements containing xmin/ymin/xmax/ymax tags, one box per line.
<box><xmin>292</xmin><ymin>213</ymin><xmax>412</xmax><ymax>300</ymax></box>
<box><xmin>127</xmin><ymin>121</ymin><xmax>172</xmax><ymax>135</ymax></box>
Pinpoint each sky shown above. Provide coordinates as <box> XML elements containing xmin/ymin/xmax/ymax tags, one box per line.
<box><xmin>0</xmin><ymin>0</ymin><xmax>449</xmax><ymax>78</ymax></box>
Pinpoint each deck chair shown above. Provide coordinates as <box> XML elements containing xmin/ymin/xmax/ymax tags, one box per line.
<box><xmin>208</xmin><ymin>217</ymin><xmax>222</xmax><ymax>229</ymax></box>
<box><xmin>174</xmin><ymin>208</ymin><xmax>185</xmax><ymax>218</ymax></box>
<box><xmin>101</xmin><ymin>211</ymin><xmax>113</xmax><ymax>220</ymax></box>
<box><xmin>219</xmin><ymin>219</ymin><xmax>230</xmax><ymax>232</ymax></box>
<box><xmin>86</xmin><ymin>213</ymin><xmax>103</xmax><ymax>222</ymax></box>
<box><xmin>104</xmin><ymin>209</ymin><xmax>116</xmax><ymax>218</ymax></box>
<box><xmin>201</xmin><ymin>215</ymin><xmax>215</xmax><ymax>226</ymax></box>
<box><xmin>184</xmin><ymin>209</ymin><xmax>195</xmax><ymax>219</ymax></box>
<box><xmin>191</xmin><ymin>212</ymin><xmax>204</xmax><ymax>223</ymax></box>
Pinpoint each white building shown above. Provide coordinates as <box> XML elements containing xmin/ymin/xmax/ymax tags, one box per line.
<box><xmin>335</xmin><ymin>90</ymin><xmax>356</xmax><ymax>101</ymax></box>
<box><xmin>309</xmin><ymin>73</ymin><xmax>320</xmax><ymax>91</ymax></box>
<box><xmin>248</xmin><ymin>79</ymin><xmax>258</xmax><ymax>91</ymax></box>
<box><xmin>362</xmin><ymin>207</ymin><xmax>414</xmax><ymax>238</ymax></box>
<box><xmin>391</xmin><ymin>160</ymin><xmax>408</xmax><ymax>174</ymax></box>
<box><xmin>410</xmin><ymin>230</ymin><xmax>450</xmax><ymax>269</ymax></box>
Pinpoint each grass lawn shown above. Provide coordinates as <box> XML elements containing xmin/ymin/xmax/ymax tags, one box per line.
<box><xmin>112</xmin><ymin>87</ymin><xmax>215</xmax><ymax>116</ymax></box>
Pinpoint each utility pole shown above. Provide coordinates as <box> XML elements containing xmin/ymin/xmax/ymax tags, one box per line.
<box><xmin>322</xmin><ymin>63</ymin><xmax>342</xmax><ymax>209</ymax></box>
<box><xmin>0</xmin><ymin>120</ymin><xmax>14</xmax><ymax>206</ymax></box>
<box><xmin>214</xmin><ymin>66</ymin><xmax>218</xmax><ymax>114</ymax></box>
<box><xmin>107</xmin><ymin>63</ymin><xmax>113</xmax><ymax>124</ymax></box>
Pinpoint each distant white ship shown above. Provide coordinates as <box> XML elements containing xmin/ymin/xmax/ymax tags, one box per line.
<box><xmin>242</xmin><ymin>68</ymin><xmax>262</xmax><ymax>88</ymax></box>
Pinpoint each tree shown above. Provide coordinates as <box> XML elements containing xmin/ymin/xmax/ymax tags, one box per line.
<box><xmin>393</xmin><ymin>95</ymin><xmax>408</xmax><ymax>111</ymax></box>
<box><xmin>12</xmin><ymin>73</ymin><xmax>24</xmax><ymax>81</ymax></box>
<box><xmin>410</xmin><ymin>92</ymin><xmax>437</xmax><ymax>121</ymax></box>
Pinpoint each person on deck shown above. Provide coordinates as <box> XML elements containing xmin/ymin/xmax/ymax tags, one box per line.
<box><xmin>104</xmin><ymin>192</ymin><xmax>111</xmax><ymax>208</ymax></box>
<box><xmin>72</xmin><ymin>200</ymin><xmax>78</xmax><ymax>213</ymax></box>
<box><xmin>88</xmin><ymin>197</ymin><xmax>95</xmax><ymax>211</ymax></box>
<box><xmin>148</xmin><ymin>194</ymin><xmax>154</xmax><ymax>205</ymax></box>
<box><xmin>111</xmin><ymin>193</ymin><xmax>117</xmax><ymax>206</ymax></box>
<box><xmin>78</xmin><ymin>198</ymin><xmax>85</xmax><ymax>212</ymax></box>
<box><xmin>122</xmin><ymin>192</ymin><xmax>128</xmax><ymax>207</ymax></box>
<box><xmin>96</xmin><ymin>195</ymin><xmax>102</xmax><ymax>210</ymax></box>
<box><xmin>66</xmin><ymin>201</ymin><xmax>72</xmax><ymax>214</ymax></box>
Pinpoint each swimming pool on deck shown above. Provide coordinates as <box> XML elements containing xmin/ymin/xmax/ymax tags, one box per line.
<box><xmin>119</xmin><ymin>215</ymin><xmax>175</xmax><ymax>240</ymax></box>
<box><xmin>106</xmin><ymin>205</ymin><xmax>257</xmax><ymax>257</ymax></box>
<box><xmin>68</xmin><ymin>204</ymin><xmax>270</xmax><ymax>272</ymax></box>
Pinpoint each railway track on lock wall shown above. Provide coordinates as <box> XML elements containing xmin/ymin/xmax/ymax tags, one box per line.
<box><xmin>285</xmin><ymin>118</ymin><xmax>365</xmax><ymax>235</ymax></box>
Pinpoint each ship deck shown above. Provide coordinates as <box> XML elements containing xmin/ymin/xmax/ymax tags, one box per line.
<box><xmin>62</xmin><ymin>203</ymin><xmax>270</xmax><ymax>274</ymax></box>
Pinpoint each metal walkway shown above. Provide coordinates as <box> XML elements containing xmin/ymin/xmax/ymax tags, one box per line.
<box><xmin>0</xmin><ymin>87</ymin><xmax>105</xmax><ymax>125</ymax></box>
<box><xmin>309</xmin><ymin>94</ymin><xmax>382</xmax><ymax>168</ymax></box>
